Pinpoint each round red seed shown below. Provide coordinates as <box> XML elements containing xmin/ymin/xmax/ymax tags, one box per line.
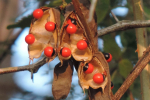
<box><xmin>61</xmin><ymin>47</ymin><xmax>71</xmax><ymax>57</ymax></box>
<box><xmin>44</xmin><ymin>46</ymin><xmax>54</xmax><ymax>57</ymax></box>
<box><xmin>93</xmin><ymin>73</ymin><xmax>104</xmax><ymax>84</ymax></box>
<box><xmin>45</xmin><ymin>22</ymin><xmax>56</xmax><ymax>32</ymax></box>
<box><xmin>33</xmin><ymin>9</ymin><xmax>43</xmax><ymax>19</ymax></box>
<box><xmin>84</xmin><ymin>63</ymin><xmax>94</xmax><ymax>74</ymax></box>
<box><xmin>25</xmin><ymin>34</ymin><xmax>35</xmax><ymax>45</ymax></box>
<box><xmin>77</xmin><ymin>40</ymin><xmax>88</xmax><ymax>50</ymax></box>
<box><xmin>66</xmin><ymin>24</ymin><xmax>77</xmax><ymax>34</ymax></box>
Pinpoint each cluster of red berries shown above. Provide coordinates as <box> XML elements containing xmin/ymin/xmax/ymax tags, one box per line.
<box><xmin>25</xmin><ymin>9</ymin><xmax>88</xmax><ymax>58</ymax></box>
<box><xmin>25</xmin><ymin>9</ymin><xmax>114</xmax><ymax>86</ymax></box>
<box><xmin>83</xmin><ymin>53</ymin><xmax>113</xmax><ymax>84</ymax></box>
<box><xmin>83</xmin><ymin>63</ymin><xmax>104</xmax><ymax>84</ymax></box>
<box><xmin>25</xmin><ymin>9</ymin><xmax>57</xmax><ymax>58</ymax></box>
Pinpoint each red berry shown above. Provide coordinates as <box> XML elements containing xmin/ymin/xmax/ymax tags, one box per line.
<box><xmin>66</xmin><ymin>24</ymin><xmax>77</xmax><ymax>34</ymax></box>
<box><xmin>67</xmin><ymin>19</ymin><xmax>72</xmax><ymax>24</ymax></box>
<box><xmin>107</xmin><ymin>53</ymin><xmax>112</xmax><ymax>62</ymax></box>
<box><xmin>103</xmin><ymin>53</ymin><xmax>112</xmax><ymax>62</ymax></box>
<box><xmin>25</xmin><ymin>34</ymin><xmax>35</xmax><ymax>44</ymax></box>
<box><xmin>33</xmin><ymin>9</ymin><xmax>43</xmax><ymax>19</ymax></box>
<box><xmin>67</xmin><ymin>19</ymin><xmax>76</xmax><ymax>24</ymax></box>
<box><xmin>77</xmin><ymin>40</ymin><xmax>88</xmax><ymax>50</ymax></box>
<box><xmin>61</xmin><ymin>47</ymin><xmax>71</xmax><ymax>57</ymax></box>
<box><xmin>84</xmin><ymin>63</ymin><xmax>94</xmax><ymax>74</ymax></box>
<box><xmin>93</xmin><ymin>73</ymin><xmax>104</xmax><ymax>84</ymax></box>
<box><xmin>45</xmin><ymin>22</ymin><xmax>56</xmax><ymax>32</ymax></box>
<box><xmin>111</xmin><ymin>82</ymin><xmax>114</xmax><ymax>90</ymax></box>
<box><xmin>44</xmin><ymin>46</ymin><xmax>54</xmax><ymax>57</ymax></box>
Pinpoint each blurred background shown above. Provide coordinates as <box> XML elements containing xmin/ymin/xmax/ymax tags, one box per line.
<box><xmin>0</xmin><ymin>0</ymin><xmax>150</xmax><ymax>100</ymax></box>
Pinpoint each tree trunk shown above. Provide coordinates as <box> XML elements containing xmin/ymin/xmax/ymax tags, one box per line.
<box><xmin>132</xmin><ymin>0</ymin><xmax>150</xmax><ymax>99</ymax></box>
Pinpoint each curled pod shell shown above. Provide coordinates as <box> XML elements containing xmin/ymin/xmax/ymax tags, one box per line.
<box><xmin>28</xmin><ymin>7</ymin><xmax>60</xmax><ymax>62</ymax></box>
<box><xmin>78</xmin><ymin>52</ymin><xmax>112</xmax><ymax>100</ymax></box>
<box><xmin>58</xmin><ymin>4</ymin><xmax>98</xmax><ymax>63</ymax></box>
<box><xmin>52</xmin><ymin>60</ymin><xmax>73</xmax><ymax>100</ymax></box>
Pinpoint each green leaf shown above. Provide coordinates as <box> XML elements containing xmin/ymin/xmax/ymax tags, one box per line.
<box><xmin>118</xmin><ymin>59</ymin><xmax>133</xmax><ymax>78</ymax></box>
<box><xmin>96</xmin><ymin>0</ymin><xmax>110</xmax><ymax>24</ymax></box>
<box><xmin>7</xmin><ymin>15</ymin><xmax>32</xmax><ymax>29</ymax></box>
<box><xmin>47</xmin><ymin>0</ymin><xmax>62</xmax><ymax>7</ymax></box>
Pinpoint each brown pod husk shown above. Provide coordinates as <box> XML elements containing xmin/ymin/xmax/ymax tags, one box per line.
<box><xmin>58</xmin><ymin>4</ymin><xmax>98</xmax><ymax>63</ymax></box>
<box><xmin>77</xmin><ymin>52</ymin><xmax>112</xmax><ymax>100</ymax></box>
<box><xmin>52</xmin><ymin>60</ymin><xmax>73</xmax><ymax>100</ymax></box>
<box><xmin>28</xmin><ymin>7</ymin><xmax>60</xmax><ymax>62</ymax></box>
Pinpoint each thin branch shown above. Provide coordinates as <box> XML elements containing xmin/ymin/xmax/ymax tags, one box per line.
<box><xmin>110</xmin><ymin>11</ymin><xmax>119</xmax><ymax>22</ymax></box>
<box><xmin>88</xmin><ymin>0</ymin><xmax>97</xmax><ymax>22</ymax></box>
<box><xmin>112</xmin><ymin>45</ymin><xmax>150</xmax><ymax>100</ymax></box>
<box><xmin>0</xmin><ymin>57</ymin><xmax>48</xmax><ymax>75</ymax></box>
<box><xmin>98</xmin><ymin>20</ymin><xmax>150</xmax><ymax>36</ymax></box>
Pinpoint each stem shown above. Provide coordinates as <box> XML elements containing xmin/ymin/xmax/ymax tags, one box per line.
<box><xmin>98</xmin><ymin>20</ymin><xmax>150</xmax><ymax>36</ymax></box>
<box><xmin>110</xmin><ymin>11</ymin><xmax>119</xmax><ymax>22</ymax></box>
<box><xmin>0</xmin><ymin>57</ymin><xmax>48</xmax><ymax>74</ymax></box>
<box><xmin>132</xmin><ymin>0</ymin><xmax>150</xmax><ymax>100</ymax></box>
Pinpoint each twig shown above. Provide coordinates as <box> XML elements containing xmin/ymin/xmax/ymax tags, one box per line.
<box><xmin>112</xmin><ymin>45</ymin><xmax>150</xmax><ymax>100</ymax></box>
<box><xmin>88</xmin><ymin>0</ymin><xmax>97</xmax><ymax>22</ymax></box>
<box><xmin>110</xmin><ymin>11</ymin><xmax>119</xmax><ymax>22</ymax></box>
<box><xmin>98</xmin><ymin>20</ymin><xmax>150</xmax><ymax>36</ymax></box>
<box><xmin>0</xmin><ymin>57</ymin><xmax>48</xmax><ymax>75</ymax></box>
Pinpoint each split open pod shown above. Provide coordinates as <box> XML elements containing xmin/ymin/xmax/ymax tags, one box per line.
<box><xmin>78</xmin><ymin>52</ymin><xmax>112</xmax><ymax>100</ymax></box>
<box><xmin>57</xmin><ymin>4</ymin><xmax>98</xmax><ymax>64</ymax></box>
<box><xmin>26</xmin><ymin>7</ymin><xmax>60</xmax><ymax>62</ymax></box>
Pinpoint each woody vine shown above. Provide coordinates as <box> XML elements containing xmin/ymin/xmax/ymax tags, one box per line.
<box><xmin>1</xmin><ymin>0</ymin><xmax>150</xmax><ymax>100</ymax></box>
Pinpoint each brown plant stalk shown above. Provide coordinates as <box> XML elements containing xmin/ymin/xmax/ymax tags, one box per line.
<box><xmin>98</xmin><ymin>20</ymin><xmax>150</xmax><ymax>36</ymax></box>
<box><xmin>112</xmin><ymin>45</ymin><xmax>150</xmax><ymax>100</ymax></box>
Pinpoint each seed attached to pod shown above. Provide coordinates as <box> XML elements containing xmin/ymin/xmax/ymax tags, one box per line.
<box><xmin>111</xmin><ymin>82</ymin><xmax>114</xmax><ymax>90</ymax></box>
<box><xmin>66</xmin><ymin>24</ymin><xmax>77</xmax><ymax>34</ymax></box>
<box><xmin>25</xmin><ymin>34</ymin><xmax>35</xmax><ymax>45</ymax></box>
<box><xmin>45</xmin><ymin>22</ymin><xmax>56</xmax><ymax>32</ymax></box>
<box><xmin>33</xmin><ymin>9</ymin><xmax>43</xmax><ymax>19</ymax></box>
<box><xmin>67</xmin><ymin>19</ymin><xmax>77</xmax><ymax>25</ymax></box>
<box><xmin>60</xmin><ymin>47</ymin><xmax>71</xmax><ymax>57</ymax></box>
<box><xmin>77</xmin><ymin>40</ymin><xmax>88</xmax><ymax>50</ymax></box>
<box><xmin>83</xmin><ymin>63</ymin><xmax>94</xmax><ymax>74</ymax></box>
<box><xmin>103</xmin><ymin>53</ymin><xmax>112</xmax><ymax>62</ymax></box>
<box><xmin>44</xmin><ymin>46</ymin><xmax>54</xmax><ymax>57</ymax></box>
<box><xmin>93</xmin><ymin>73</ymin><xmax>104</xmax><ymax>84</ymax></box>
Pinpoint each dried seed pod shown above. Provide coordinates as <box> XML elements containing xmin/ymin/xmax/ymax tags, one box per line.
<box><xmin>58</xmin><ymin>4</ymin><xmax>98</xmax><ymax>63</ymax></box>
<box><xmin>78</xmin><ymin>52</ymin><xmax>112</xmax><ymax>99</ymax></box>
<box><xmin>27</xmin><ymin>7</ymin><xmax>60</xmax><ymax>62</ymax></box>
<box><xmin>52</xmin><ymin>60</ymin><xmax>73</xmax><ymax>100</ymax></box>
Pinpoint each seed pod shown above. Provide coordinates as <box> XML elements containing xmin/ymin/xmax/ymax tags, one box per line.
<box><xmin>52</xmin><ymin>60</ymin><xmax>73</xmax><ymax>100</ymax></box>
<box><xmin>58</xmin><ymin>4</ymin><xmax>98</xmax><ymax>63</ymax></box>
<box><xmin>78</xmin><ymin>52</ymin><xmax>112</xmax><ymax>99</ymax></box>
<box><xmin>27</xmin><ymin>7</ymin><xmax>60</xmax><ymax>62</ymax></box>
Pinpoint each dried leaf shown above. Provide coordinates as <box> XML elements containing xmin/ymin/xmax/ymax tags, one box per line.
<box><xmin>28</xmin><ymin>7</ymin><xmax>60</xmax><ymax>62</ymax></box>
<box><xmin>52</xmin><ymin>60</ymin><xmax>73</xmax><ymax>100</ymax></box>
